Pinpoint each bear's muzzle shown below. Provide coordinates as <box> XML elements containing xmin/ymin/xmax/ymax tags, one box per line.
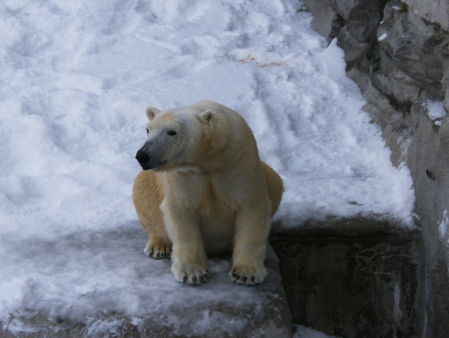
<box><xmin>135</xmin><ymin>147</ymin><xmax>166</xmax><ymax>170</ymax></box>
<box><xmin>135</xmin><ymin>148</ymin><xmax>151</xmax><ymax>167</ymax></box>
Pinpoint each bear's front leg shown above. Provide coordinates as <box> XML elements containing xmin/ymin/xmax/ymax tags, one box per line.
<box><xmin>163</xmin><ymin>202</ymin><xmax>208</xmax><ymax>285</ymax></box>
<box><xmin>231</xmin><ymin>205</ymin><xmax>271</xmax><ymax>286</ymax></box>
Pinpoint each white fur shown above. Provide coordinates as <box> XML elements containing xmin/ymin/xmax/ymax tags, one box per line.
<box><xmin>133</xmin><ymin>101</ymin><xmax>284</xmax><ymax>285</ymax></box>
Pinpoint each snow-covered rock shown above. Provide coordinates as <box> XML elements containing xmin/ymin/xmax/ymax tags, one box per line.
<box><xmin>1</xmin><ymin>233</ymin><xmax>291</xmax><ymax>337</ymax></box>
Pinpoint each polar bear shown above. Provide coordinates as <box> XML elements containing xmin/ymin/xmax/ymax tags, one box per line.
<box><xmin>133</xmin><ymin>101</ymin><xmax>283</xmax><ymax>285</ymax></box>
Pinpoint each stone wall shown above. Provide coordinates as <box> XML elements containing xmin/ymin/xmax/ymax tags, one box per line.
<box><xmin>302</xmin><ymin>0</ymin><xmax>449</xmax><ymax>336</ymax></box>
<box><xmin>272</xmin><ymin>222</ymin><xmax>424</xmax><ymax>338</ymax></box>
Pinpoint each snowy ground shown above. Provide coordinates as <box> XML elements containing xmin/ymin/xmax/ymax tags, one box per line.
<box><xmin>0</xmin><ymin>0</ymin><xmax>415</xmax><ymax>335</ymax></box>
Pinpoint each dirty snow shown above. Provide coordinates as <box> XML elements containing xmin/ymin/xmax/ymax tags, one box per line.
<box><xmin>0</xmin><ymin>0</ymin><xmax>414</xmax><ymax>335</ymax></box>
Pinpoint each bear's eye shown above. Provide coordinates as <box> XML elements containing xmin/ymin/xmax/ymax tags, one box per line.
<box><xmin>167</xmin><ymin>130</ymin><xmax>177</xmax><ymax>136</ymax></box>
<box><xmin>146</xmin><ymin>128</ymin><xmax>149</xmax><ymax>134</ymax></box>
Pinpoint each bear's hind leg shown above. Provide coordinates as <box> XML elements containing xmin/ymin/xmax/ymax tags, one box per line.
<box><xmin>143</xmin><ymin>234</ymin><xmax>172</xmax><ymax>259</ymax></box>
<box><xmin>137</xmin><ymin>212</ymin><xmax>172</xmax><ymax>260</ymax></box>
<box><xmin>262</xmin><ymin>162</ymin><xmax>284</xmax><ymax>216</ymax></box>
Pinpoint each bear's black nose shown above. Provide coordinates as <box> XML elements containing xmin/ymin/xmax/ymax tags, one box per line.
<box><xmin>135</xmin><ymin>149</ymin><xmax>151</xmax><ymax>167</ymax></box>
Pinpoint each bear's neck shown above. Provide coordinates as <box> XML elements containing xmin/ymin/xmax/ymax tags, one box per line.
<box><xmin>200</xmin><ymin>138</ymin><xmax>260</xmax><ymax>173</ymax></box>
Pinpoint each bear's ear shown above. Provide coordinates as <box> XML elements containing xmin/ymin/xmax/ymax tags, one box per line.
<box><xmin>146</xmin><ymin>107</ymin><xmax>160</xmax><ymax>121</ymax></box>
<box><xmin>197</xmin><ymin>109</ymin><xmax>214</xmax><ymax>125</ymax></box>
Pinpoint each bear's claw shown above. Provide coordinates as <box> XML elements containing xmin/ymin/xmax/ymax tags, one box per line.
<box><xmin>230</xmin><ymin>264</ymin><xmax>266</xmax><ymax>286</ymax></box>
<box><xmin>173</xmin><ymin>263</ymin><xmax>208</xmax><ymax>285</ymax></box>
<box><xmin>180</xmin><ymin>270</ymin><xmax>208</xmax><ymax>285</ymax></box>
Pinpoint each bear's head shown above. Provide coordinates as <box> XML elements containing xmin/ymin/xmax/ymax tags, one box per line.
<box><xmin>135</xmin><ymin>104</ymin><xmax>229</xmax><ymax>171</ymax></box>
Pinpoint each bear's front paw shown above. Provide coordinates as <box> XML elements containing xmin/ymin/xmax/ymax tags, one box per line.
<box><xmin>230</xmin><ymin>263</ymin><xmax>267</xmax><ymax>286</ymax></box>
<box><xmin>143</xmin><ymin>237</ymin><xmax>172</xmax><ymax>259</ymax></box>
<box><xmin>171</xmin><ymin>262</ymin><xmax>209</xmax><ymax>285</ymax></box>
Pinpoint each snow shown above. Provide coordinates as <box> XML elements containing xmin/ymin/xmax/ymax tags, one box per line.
<box><xmin>392</xmin><ymin>5</ymin><xmax>405</xmax><ymax>11</ymax></box>
<box><xmin>0</xmin><ymin>0</ymin><xmax>415</xmax><ymax>334</ymax></box>
<box><xmin>294</xmin><ymin>325</ymin><xmax>338</xmax><ymax>338</ymax></box>
<box><xmin>439</xmin><ymin>210</ymin><xmax>449</xmax><ymax>239</ymax></box>
<box><xmin>378</xmin><ymin>33</ymin><xmax>388</xmax><ymax>41</ymax></box>
<box><xmin>0</xmin><ymin>231</ymin><xmax>284</xmax><ymax>336</ymax></box>
<box><xmin>426</xmin><ymin>100</ymin><xmax>447</xmax><ymax>125</ymax></box>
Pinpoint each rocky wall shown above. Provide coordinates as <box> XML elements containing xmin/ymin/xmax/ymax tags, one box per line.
<box><xmin>272</xmin><ymin>225</ymin><xmax>423</xmax><ymax>338</ymax></box>
<box><xmin>302</xmin><ymin>0</ymin><xmax>449</xmax><ymax>336</ymax></box>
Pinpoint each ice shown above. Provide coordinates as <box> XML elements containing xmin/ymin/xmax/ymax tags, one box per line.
<box><xmin>0</xmin><ymin>0</ymin><xmax>415</xmax><ymax>334</ymax></box>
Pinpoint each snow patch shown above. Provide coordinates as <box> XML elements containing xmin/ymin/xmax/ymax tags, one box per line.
<box><xmin>392</xmin><ymin>4</ymin><xmax>405</xmax><ymax>11</ymax></box>
<box><xmin>378</xmin><ymin>33</ymin><xmax>388</xmax><ymax>41</ymax></box>
<box><xmin>294</xmin><ymin>325</ymin><xmax>339</xmax><ymax>338</ymax></box>
<box><xmin>426</xmin><ymin>100</ymin><xmax>447</xmax><ymax>125</ymax></box>
<box><xmin>439</xmin><ymin>210</ymin><xmax>449</xmax><ymax>239</ymax></box>
<box><xmin>317</xmin><ymin>39</ymin><xmax>346</xmax><ymax>80</ymax></box>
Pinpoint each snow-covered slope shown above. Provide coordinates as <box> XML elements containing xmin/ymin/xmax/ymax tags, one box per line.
<box><xmin>0</xmin><ymin>0</ymin><xmax>415</xmax><ymax>334</ymax></box>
